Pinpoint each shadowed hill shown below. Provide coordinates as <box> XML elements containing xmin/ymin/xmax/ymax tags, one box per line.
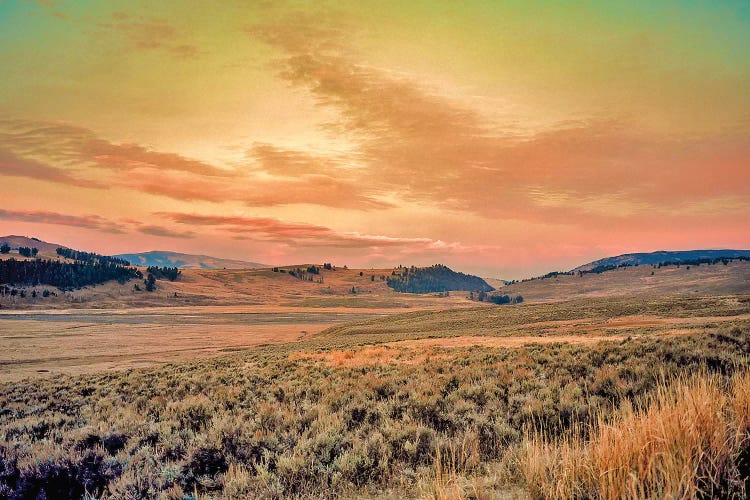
<box><xmin>387</xmin><ymin>264</ymin><xmax>494</xmax><ymax>293</ymax></box>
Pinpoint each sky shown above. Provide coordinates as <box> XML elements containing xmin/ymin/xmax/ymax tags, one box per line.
<box><xmin>1</xmin><ymin>0</ymin><xmax>749</xmax><ymax>279</ymax></box>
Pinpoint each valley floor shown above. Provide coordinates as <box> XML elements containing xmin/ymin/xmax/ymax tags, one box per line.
<box><xmin>0</xmin><ymin>307</ymin><xmax>395</xmax><ymax>382</ymax></box>
<box><xmin>2</xmin><ymin>294</ymin><xmax>750</xmax><ymax>497</ymax></box>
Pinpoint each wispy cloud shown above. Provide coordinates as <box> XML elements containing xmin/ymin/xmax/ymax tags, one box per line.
<box><xmin>247</xmin><ymin>16</ymin><xmax>750</xmax><ymax>225</ymax></box>
<box><xmin>137</xmin><ymin>224</ymin><xmax>195</xmax><ymax>239</ymax></box>
<box><xmin>96</xmin><ymin>15</ymin><xmax>200</xmax><ymax>58</ymax></box>
<box><xmin>82</xmin><ymin>140</ymin><xmax>234</xmax><ymax>177</ymax></box>
<box><xmin>0</xmin><ymin>209</ymin><xmax>124</xmax><ymax>233</ymax></box>
<box><xmin>156</xmin><ymin>212</ymin><xmax>468</xmax><ymax>250</ymax></box>
<box><xmin>0</xmin><ymin>119</ymin><xmax>389</xmax><ymax>210</ymax></box>
<box><xmin>0</xmin><ymin>147</ymin><xmax>101</xmax><ymax>188</ymax></box>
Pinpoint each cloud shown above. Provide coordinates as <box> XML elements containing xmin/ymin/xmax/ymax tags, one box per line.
<box><xmin>0</xmin><ymin>210</ymin><xmax>195</xmax><ymax>240</ymax></box>
<box><xmin>0</xmin><ymin>209</ymin><xmax>124</xmax><ymax>233</ymax></box>
<box><xmin>96</xmin><ymin>16</ymin><xmax>200</xmax><ymax>58</ymax></box>
<box><xmin>0</xmin><ymin>119</ymin><xmax>389</xmax><ymax>210</ymax></box>
<box><xmin>248</xmin><ymin>142</ymin><xmax>349</xmax><ymax>178</ymax></box>
<box><xmin>0</xmin><ymin>119</ymin><xmax>230</xmax><ymax>178</ymax></box>
<box><xmin>118</xmin><ymin>166</ymin><xmax>389</xmax><ymax>209</ymax></box>
<box><xmin>248</xmin><ymin>17</ymin><xmax>750</xmax><ymax>225</ymax></box>
<box><xmin>0</xmin><ymin>147</ymin><xmax>101</xmax><ymax>188</ymax></box>
<box><xmin>137</xmin><ymin>224</ymin><xmax>195</xmax><ymax>239</ymax></box>
<box><xmin>156</xmin><ymin>212</ymin><xmax>462</xmax><ymax>250</ymax></box>
<box><xmin>81</xmin><ymin>140</ymin><xmax>234</xmax><ymax>177</ymax></box>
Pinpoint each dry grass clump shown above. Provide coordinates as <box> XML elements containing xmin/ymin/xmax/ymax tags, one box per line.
<box><xmin>290</xmin><ymin>346</ymin><xmax>406</xmax><ymax>367</ymax></box>
<box><xmin>522</xmin><ymin>369</ymin><xmax>750</xmax><ymax>498</ymax></box>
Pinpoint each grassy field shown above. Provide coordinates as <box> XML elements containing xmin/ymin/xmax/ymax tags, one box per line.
<box><xmin>2</xmin><ymin>294</ymin><xmax>750</xmax><ymax>498</ymax></box>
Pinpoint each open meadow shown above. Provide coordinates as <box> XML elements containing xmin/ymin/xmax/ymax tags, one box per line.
<box><xmin>0</xmin><ymin>265</ymin><xmax>485</xmax><ymax>383</ymax></box>
<box><xmin>2</xmin><ymin>288</ymin><xmax>750</xmax><ymax>497</ymax></box>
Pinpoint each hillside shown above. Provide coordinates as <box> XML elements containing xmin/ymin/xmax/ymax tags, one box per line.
<box><xmin>497</xmin><ymin>260</ymin><xmax>750</xmax><ymax>302</ymax></box>
<box><xmin>573</xmin><ymin>249</ymin><xmax>750</xmax><ymax>272</ymax></box>
<box><xmin>387</xmin><ymin>264</ymin><xmax>494</xmax><ymax>293</ymax></box>
<box><xmin>115</xmin><ymin>251</ymin><xmax>267</xmax><ymax>269</ymax></box>
<box><xmin>0</xmin><ymin>264</ymin><xmax>480</xmax><ymax>310</ymax></box>
<box><xmin>0</xmin><ymin>235</ymin><xmax>67</xmax><ymax>257</ymax></box>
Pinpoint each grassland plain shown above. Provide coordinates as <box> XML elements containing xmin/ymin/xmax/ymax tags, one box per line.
<box><xmin>0</xmin><ymin>309</ymin><xmax>395</xmax><ymax>383</ymax></box>
<box><xmin>2</xmin><ymin>295</ymin><xmax>750</xmax><ymax>498</ymax></box>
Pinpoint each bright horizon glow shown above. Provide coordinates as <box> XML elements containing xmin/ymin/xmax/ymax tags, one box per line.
<box><xmin>1</xmin><ymin>1</ymin><xmax>749</xmax><ymax>279</ymax></box>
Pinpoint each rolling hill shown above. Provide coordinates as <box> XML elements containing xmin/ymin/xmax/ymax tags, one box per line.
<box><xmin>114</xmin><ymin>251</ymin><xmax>267</xmax><ymax>269</ymax></box>
<box><xmin>386</xmin><ymin>264</ymin><xmax>494</xmax><ymax>293</ymax></box>
<box><xmin>573</xmin><ymin>249</ymin><xmax>750</xmax><ymax>272</ymax></box>
<box><xmin>497</xmin><ymin>259</ymin><xmax>750</xmax><ymax>302</ymax></box>
<box><xmin>0</xmin><ymin>235</ymin><xmax>67</xmax><ymax>256</ymax></box>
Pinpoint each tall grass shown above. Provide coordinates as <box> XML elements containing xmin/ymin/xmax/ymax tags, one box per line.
<box><xmin>522</xmin><ymin>370</ymin><xmax>750</xmax><ymax>498</ymax></box>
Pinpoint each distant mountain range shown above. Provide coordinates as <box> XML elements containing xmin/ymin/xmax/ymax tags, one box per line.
<box><xmin>0</xmin><ymin>236</ymin><xmax>268</xmax><ymax>269</ymax></box>
<box><xmin>572</xmin><ymin>249</ymin><xmax>750</xmax><ymax>273</ymax></box>
<box><xmin>114</xmin><ymin>251</ymin><xmax>267</xmax><ymax>269</ymax></box>
<box><xmin>4</xmin><ymin>235</ymin><xmax>749</xmax><ymax>275</ymax></box>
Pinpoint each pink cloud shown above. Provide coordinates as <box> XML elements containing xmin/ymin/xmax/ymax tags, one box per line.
<box><xmin>0</xmin><ymin>209</ymin><xmax>124</xmax><ymax>233</ymax></box>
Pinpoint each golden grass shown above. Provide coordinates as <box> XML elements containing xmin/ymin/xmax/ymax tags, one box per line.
<box><xmin>290</xmin><ymin>346</ymin><xmax>404</xmax><ymax>367</ymax></box>
<box><xmin>522</xmin><ymin>370</ymin><xmax>750</xmax><ymax>499</ymax></box>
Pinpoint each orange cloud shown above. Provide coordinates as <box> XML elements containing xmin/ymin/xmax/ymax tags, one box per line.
<box><xmin>249</xmin><ymin>18</ymin><xmax>750</xmax><ymax>226</ymax></box>
<box><xmin>248</xmin><ymin>143</ymin><xmax>348</xmax><ymax>178</ymax></box>
<box><xmin>0</xmin><ymin>147</ymin><xmax>101</xmax><ymax>188</ymax></box>
<box><xmin>137</xmin><ymin>224</ymin><xmax>195</xmax><ymax>239</ymax></box>
<box><xmin>0</xmin><ymin>209</ymin><xmax>124</xmax><ymax>233</ymax></box>
<box><xmin>119</xmin><ymin>166</ymin><xmax>389</xmax><ymax>210</ymax></box>
<box><xmin>157</xmin><ymin>212</ymin><xmax>459</xmax><ymax>250</ymax></box>
<box><xmin>0</xmin><ymin>119</ymin><xmax>387</xmax><ymax>210</ymax></box>
<box><xmin>82</xmin><ymin>140</ymin><xmax>234</xmax><ymax>177</ymax></box>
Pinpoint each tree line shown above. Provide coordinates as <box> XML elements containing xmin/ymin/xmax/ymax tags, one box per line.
<box><xmin>0</xmin><ymin>259</ymin><xmax>141</xmax><ymax>289</ymax></box>
<box><xmin>56</xmin><ymin>247</ymin><xmax>131</xmax><ymax>266</ymax></box>
<box><xmin>146</xmin><ymin>266</ymin><xmax>181</xmax><ymax>281</ymax></box>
